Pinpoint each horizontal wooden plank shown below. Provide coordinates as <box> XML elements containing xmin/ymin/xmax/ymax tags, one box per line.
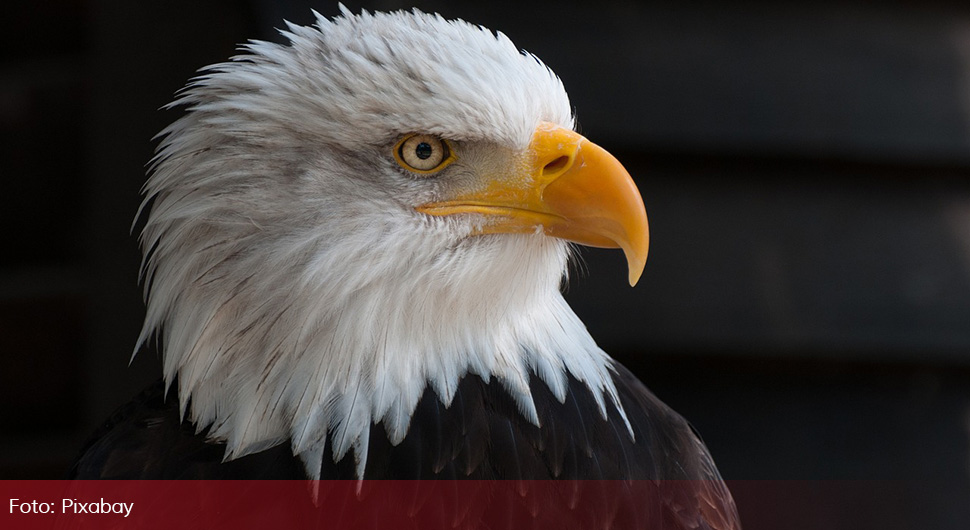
<box><xmin>283</xmin><ymin>1</ymin><xmax>970</xmax><ymax>163</ymax></box>
<box><xmin>566</xmin><ymin>154</ymin><xmax>970</xmax><ymax>360</ymax></box>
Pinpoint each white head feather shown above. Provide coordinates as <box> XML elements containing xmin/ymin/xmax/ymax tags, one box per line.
<box><xmin>137</xmin><ymin>7</ymin><xmax>629</xmax><ymax>479</ymax></box>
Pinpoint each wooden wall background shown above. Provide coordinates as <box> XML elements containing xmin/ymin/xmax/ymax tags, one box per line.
<box><xmin>3</xmin><ymin>1</ymin><xmax>969</xmax><ymax>528</ymax></box>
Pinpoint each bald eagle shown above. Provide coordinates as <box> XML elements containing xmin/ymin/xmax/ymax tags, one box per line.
<box><xmin>70</xmin><ymin>7</ymin><xmax>740</xmax><ymax>530</ymax></box>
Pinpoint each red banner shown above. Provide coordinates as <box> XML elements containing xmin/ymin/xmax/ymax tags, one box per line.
<box><xmin>3</xmin><ymin>479</ymin><xmax>945</xmax><ymax>530</ymax></box>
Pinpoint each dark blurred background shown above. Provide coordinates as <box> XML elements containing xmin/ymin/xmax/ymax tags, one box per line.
<box><xmin>3</xmin><ymin>0</ymin><xmax>970</xmax><ymax>528</ymax></box>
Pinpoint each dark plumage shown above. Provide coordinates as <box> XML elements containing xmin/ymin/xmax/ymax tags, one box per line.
<box><xmin>72</xmin><ymin>365</ymin><xmax>707</xmax><ymax>481</ymax></box>
<box><xmin>71</xmin><ymin>364</ymin><xmax>735</xmax><ymax>529</ymax></box>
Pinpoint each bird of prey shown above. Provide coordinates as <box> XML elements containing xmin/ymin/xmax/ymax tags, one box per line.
<box><xmin>70</xmin><ymin>7</ymin><xmax>740</xmax><ymax>530</ymax></box>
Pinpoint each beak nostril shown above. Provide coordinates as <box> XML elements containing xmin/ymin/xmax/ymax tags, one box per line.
<box><xmin>543</xmin><ymin>156</ymin><xmax>570</xmax><ymax>176</ymax></box>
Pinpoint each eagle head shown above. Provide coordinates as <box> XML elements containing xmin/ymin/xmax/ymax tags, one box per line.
<box><xmin>137</xmin><ymin>7</ymin><xmax>648</xmax><ymax>479</ymax></box>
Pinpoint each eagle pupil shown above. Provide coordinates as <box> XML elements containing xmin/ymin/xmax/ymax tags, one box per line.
<box><xmin>415</xmin><ymin>142</ymin><xmax>433</xmax><ymax>160</ymax></box>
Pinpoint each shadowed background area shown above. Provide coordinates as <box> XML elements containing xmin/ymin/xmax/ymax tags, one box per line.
<box><xmin>2</xmin><ymin>1</ymin><xmax>970</xmax><ymax>529</ymax></box>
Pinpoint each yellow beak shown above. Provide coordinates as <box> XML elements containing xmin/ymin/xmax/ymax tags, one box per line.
<box><xmin>416</xmin><ymin>122</ymin><xmax>649</xmax><ymax>286</ymax></box>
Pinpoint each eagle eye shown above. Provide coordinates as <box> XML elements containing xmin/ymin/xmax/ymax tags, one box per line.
<box><xmin>394</xmin><ymin>134</ymin><xmax>455</xmax><ymax>174</ymax></box>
